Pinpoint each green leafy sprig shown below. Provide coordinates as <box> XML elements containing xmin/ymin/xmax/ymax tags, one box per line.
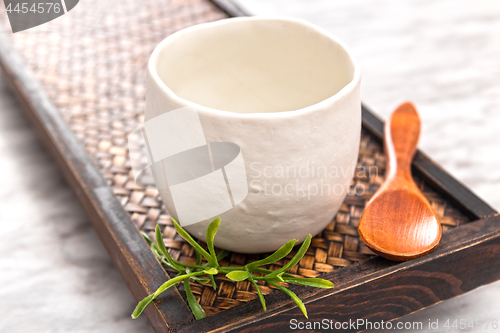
<box><xmin>132</xmin><ymin>217</ymin><xmax>334</xmax><ymax>320</ymax></box>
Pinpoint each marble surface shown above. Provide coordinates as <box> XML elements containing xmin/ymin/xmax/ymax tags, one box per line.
<box><xmin>0</xmin><ymin>76</ymin><xmax>152</xmax><ymax>332</ymax></box>
<box><xmin>0</xmin><ymin>0</ymin><xmax>499</xmax><ymax>332</ymax></box>
<box><xmin>235</xmin><ymin>0</ymin><xmax>500</xmax><ymax>332</ymax></box>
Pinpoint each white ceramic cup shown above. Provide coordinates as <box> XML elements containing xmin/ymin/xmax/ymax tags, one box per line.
<box><xmin>145</xmin><ymin>17</ymin><xmax>361</xmax><ymax>253</ymax></box>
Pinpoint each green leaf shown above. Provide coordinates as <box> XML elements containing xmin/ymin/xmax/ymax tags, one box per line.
<box><xmin>206</xmin><ymin>218</ymin><xmax>221</xmax><ymax>266</ymax></box>
<box><xmin>184</xmin><ymin>279</ymin><xmax>206</xmax><ymax>320</ymax></box>
<box><xmin>195</xmin><ymin>249</ymin><xmax>202</xmax><ymax>266</ymax></box>
<box><xmin>267</xmin><ymin>235</ymin><xmax>312</xmax><ymax>278</ymax></box>
<box><xmin>203</xmin><ymin>267</ymin><xmax>218</xmax><ymax>275</ymax></box>
<box><xmin>249</xmin><ymin>277</ymin><xmax>266</xmax><ymax>311</ymax></box>
<box><xmin>246</xmin><ymin>239</ymin><xmax>297</xmax><ymax>270</ymax></box>
<box><xmin>154</xmin><ymin>271</ymin><xmax>204</xmax><ymax>298</ymax></box>
<box><xmin>209</xmin><ymin>274</ymin><xmax>217</xmax><ymax>290</ymax></box>
<box><xmin>283</xmin><ymin>277</ymin><xmax>334</xmax><ymax>289</ymax></box>
<box><xmin>226</xmin><ymin>270</ymin><xmax>251</xmax><ymax>282</ymax></box>
<box><xmin>155</xmin><ymin>225</ymin><xmax>184</xmax><ymax>271</ymax></box>
<box><xmin>216</xmin><ymin>249</ymin><xmax>230</xmax><ymax>261</ymax></box>
<box><xmin>262</xmin><ymin>274</ymin><xmax>285</xmax><ymax>283</ymax></box>
<box><xmin>141</xmin><ymin>231</ymin><xmax>153</xmax><ymax>246</ymax></box>
<box><xmin>150</xmin><ymin>243</ymin><xmax>177</xmax><ymax>269</ymax></box>
<box><xmin>155</xmin><ymin>224</ymin><xmax>168</xmax><ymax>254</ymax></box>
<box><xmin>150</xmin><ymin>244</ymin><xmax>161</xmax><ymax>258</ymax></box>
<box><xmin>171</xmin><ymin>217</ymin><xmax>214</xmax><ymax>265</ymax></box>
<box><xmin>245</xmin><ymin>267</ymin><xmax>295</xmax><ymax>277</ymax></box>
<box><xmin>131</xmin><ymin>294</ymin><xmax>155</xmax><ymax>319</ymax></box>
<box><xmin>150</xmin><ymin>245</ymin><xmax>176</xmax><ymax>269</ymax></box>
<box><xmin>269</xmin><ymin>282</ymin><xmax>308</xmax><ymax>318</ymax></box>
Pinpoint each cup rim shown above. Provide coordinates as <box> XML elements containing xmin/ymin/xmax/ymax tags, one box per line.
<box><xmin>148</xmin><ymin>16</ymin><xmax>361</xmax><ymax>119</ymax></box>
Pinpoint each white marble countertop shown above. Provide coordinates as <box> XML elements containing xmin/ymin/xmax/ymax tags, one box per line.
<box><xmin>0</xmin><ymin>0</ymin><xmax>499</xmax><ymax>332</ymax></box>
<box><xmin>0</xmin><ymin>76</ymin><xmax>153</xmax><ymax>332</ymax></box>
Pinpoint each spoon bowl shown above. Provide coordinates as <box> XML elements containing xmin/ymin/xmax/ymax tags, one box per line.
<box><xmin>358</xmin><ymin>103</ymin><xmax>441</xmax><ymax>261</ymax></box>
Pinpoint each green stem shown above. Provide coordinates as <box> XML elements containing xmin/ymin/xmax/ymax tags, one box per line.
<box><xmin>164</xmin><ymin>263</ymin><xmax>250</xmax><ymax>273</ymax></box>
<box><xmin>156</xmin><ymin>261</ymin><xmax>293</xmax><ymax>277</ymax></box>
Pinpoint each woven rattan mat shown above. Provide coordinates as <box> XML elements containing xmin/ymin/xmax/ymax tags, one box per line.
<box><xmin>0</xmin><ymin>0</ymin><xmax>470</xmax><ymax>316</ymax></box>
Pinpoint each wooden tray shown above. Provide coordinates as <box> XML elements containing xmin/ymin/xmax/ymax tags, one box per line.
<box><xmin>0</xmin><ymin>0</ymin><xmax>498</xmax><ymax>332</ymax></box>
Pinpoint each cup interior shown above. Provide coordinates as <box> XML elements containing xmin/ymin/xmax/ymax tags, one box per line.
<box><xmin>153</xmin><ymin>18</ymin><xmax>356</xmax><ymax>114</ymax></box>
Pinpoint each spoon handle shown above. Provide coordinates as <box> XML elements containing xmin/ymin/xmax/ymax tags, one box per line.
<box><xmin>385</xmin><ymin>102</ymin><xmax>421</xmax><ymax>180</ymax></box>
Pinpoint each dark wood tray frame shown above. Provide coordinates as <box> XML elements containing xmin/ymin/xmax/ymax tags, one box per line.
<box><xmin>1</xmin><ymin>1</ymin><xmax>499</xmax><ymax>332</ymax></box>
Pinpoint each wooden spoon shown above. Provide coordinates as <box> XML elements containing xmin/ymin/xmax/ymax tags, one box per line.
<box><xmin>358</xmin><ymin>102</ymin><xmax>441</xmax><ymax>261</ymax></box>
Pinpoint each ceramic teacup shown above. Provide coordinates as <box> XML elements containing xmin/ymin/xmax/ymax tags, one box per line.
<box><xmin>144</xmin><ymin>17</ymin><xmax>361</xmax><ymax>253</ymax></box>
